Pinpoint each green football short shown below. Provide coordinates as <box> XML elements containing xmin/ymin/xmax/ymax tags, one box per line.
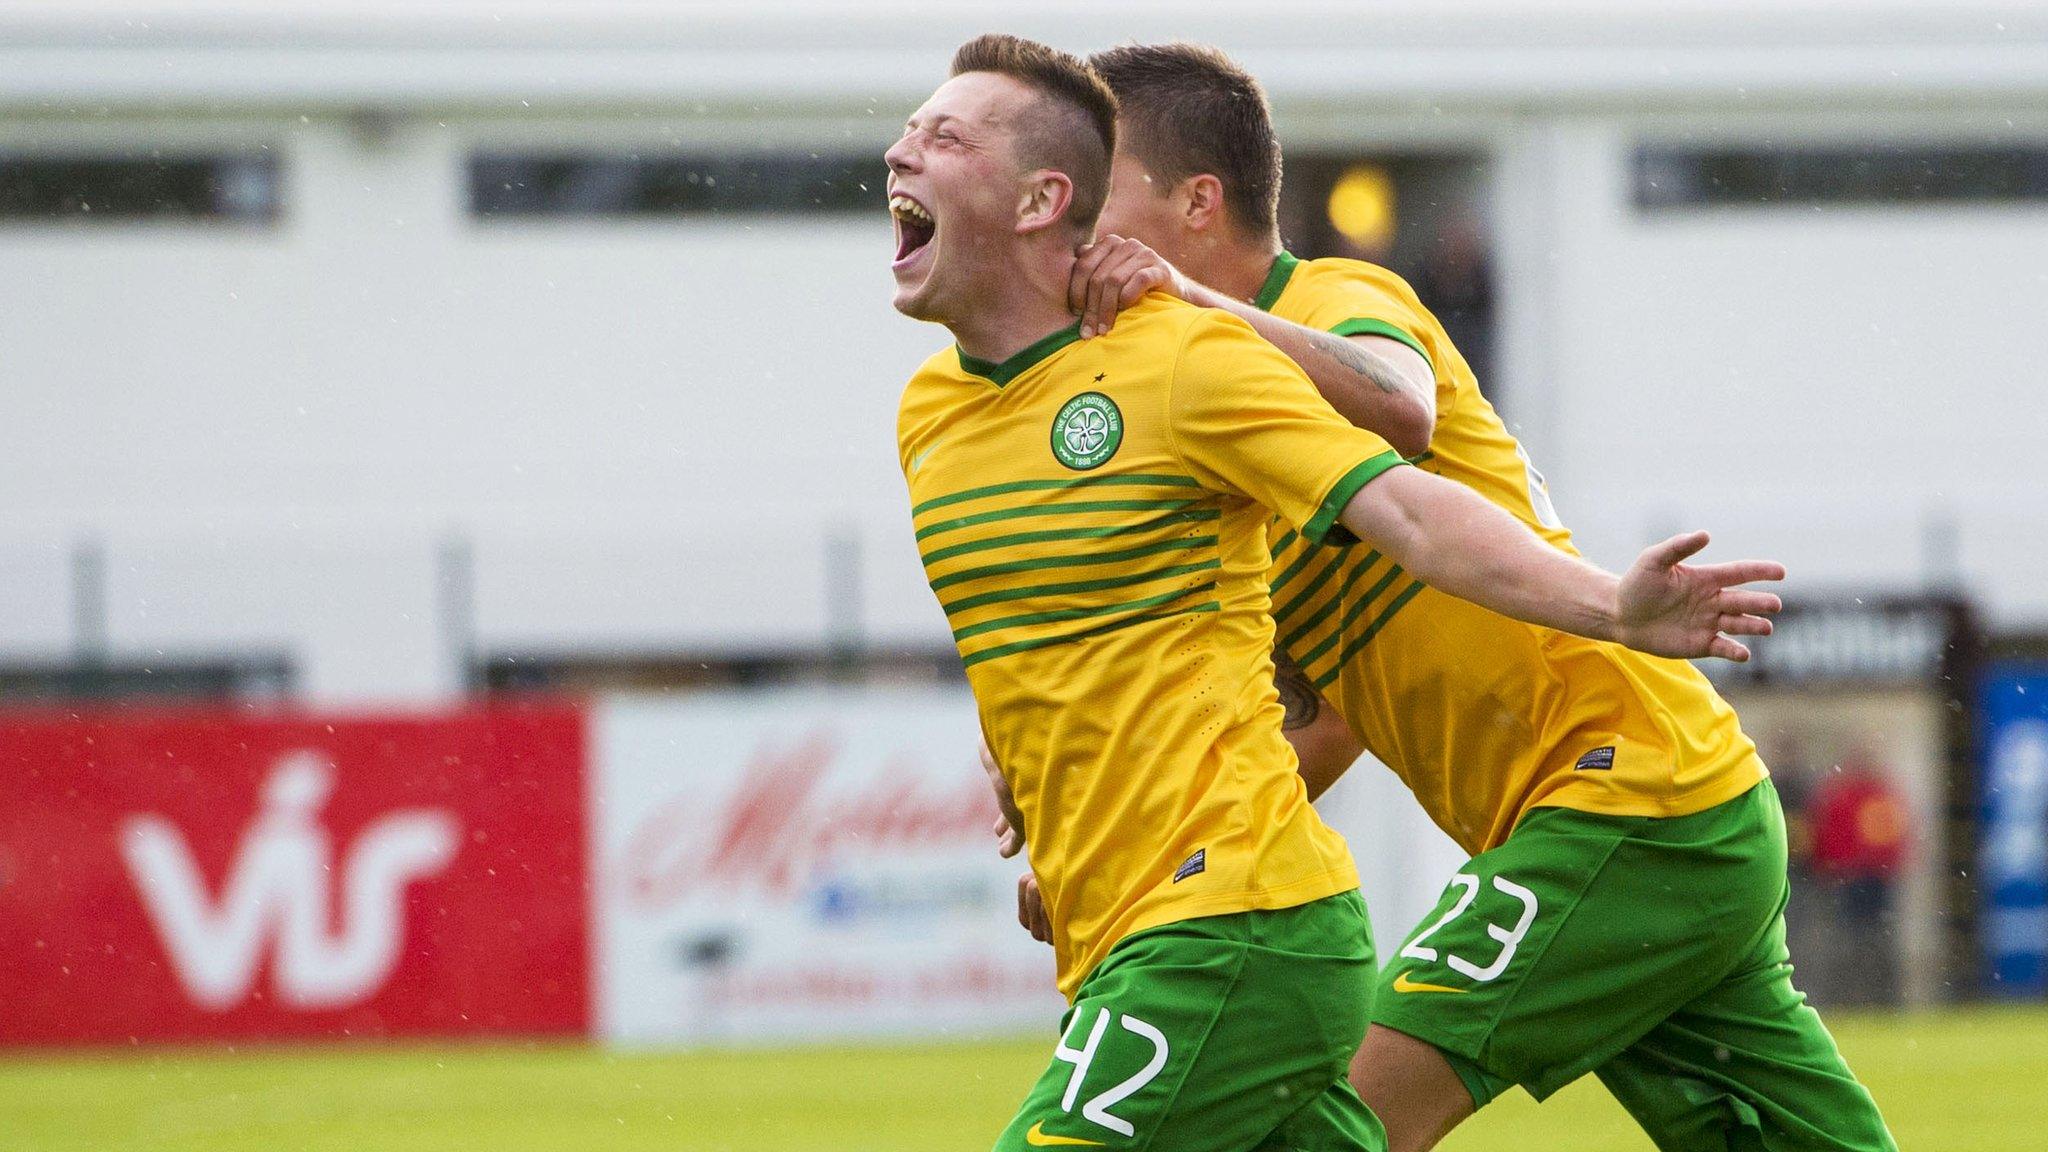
<box><xmin>994</xmin><ymin>891</ymin><xmax>1386</xmax><ymax>1152</ymax></box>
<box><xmin>1373</xmin><ymin>781</ymin><xmax>1895</xmax><ymax>1152</ymax></box>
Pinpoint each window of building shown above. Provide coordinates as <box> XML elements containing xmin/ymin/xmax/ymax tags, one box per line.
<box><xmin>0</xmin><ymin>153</ymin><xmax>281</xmax><ymax>222</ymax></box>
<box><xmin>477</xmin><ymin>650</ymin><xmax>962</xmax><ymax>694</ymax></box>
<box><xmin>470</xmin><ymin>152</ymin><xmax>888</xmax><ymax>218</ymax></box>
<box><xmin>0</xmin><ymin>656</ymin><xmax>293</xmax><ymax>706</ymax></box>
<box><xmin>1635</xmin><ymin>144</ymin><xmax>2048</xmax><ymax>209</ymax></box>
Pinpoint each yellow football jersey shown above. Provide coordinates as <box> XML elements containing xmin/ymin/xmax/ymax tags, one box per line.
<box><xmin>1255</xmin><ymin>253</ymin><xmax>1767</xmax><ymax>855</ymax></box>
<box><xmin>899</xmin><ymin>293</ymin><xmax>1404</xmax><ymax>998</ymax></box>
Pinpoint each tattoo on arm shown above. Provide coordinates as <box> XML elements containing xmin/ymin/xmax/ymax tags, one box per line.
<box><xmin>1274</xmin><ymin>650</ymin><xmax>1321</xmax><ymax>731</ymax></box>
<box><xmin>1308</xmin><ymin>330</ymin><xmax>1411</xmax><ymax>397</ymax></box>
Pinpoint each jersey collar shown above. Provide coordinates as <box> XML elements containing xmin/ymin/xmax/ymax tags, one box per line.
<box><xmin>955</xmin><ymin>322</ymin><xmax>1084</xmax><ymax>388</ymax></box>
<box><xmin>1250</xmin><ymin>251</ymin><xmax>1300</xmax><ymax>313</ymax></box>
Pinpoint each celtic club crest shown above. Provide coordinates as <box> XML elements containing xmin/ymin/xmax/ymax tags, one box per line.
<box><xmin>1050</xmin><ymin>391</ymin><xmax>1123</xmax><ymax>471</ymax></box>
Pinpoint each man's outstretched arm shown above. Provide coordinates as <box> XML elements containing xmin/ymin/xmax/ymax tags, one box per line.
<box><xmin>1339</xmin><ymin>467</ymin><xmax>1785</xmax><ymax>661</ymax></box>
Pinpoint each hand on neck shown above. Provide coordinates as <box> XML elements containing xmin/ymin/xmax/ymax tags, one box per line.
<box><xmin>1177</xmin><ymin>225</ymin><xmax>1284</xmax><ymax>306</ymax></box>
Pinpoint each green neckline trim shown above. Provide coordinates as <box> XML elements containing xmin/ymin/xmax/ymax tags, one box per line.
<box><xmin>956</xmin><ymin>322</ymin><xmax>1084</xmax><ymax>387</ymax></box>
<box><xmin>1250</xmin><ymin>251</ymin><xmax>1300</xmax><ymax>312</ymax></box>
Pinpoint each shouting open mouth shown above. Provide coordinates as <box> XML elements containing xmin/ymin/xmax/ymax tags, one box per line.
<box><xmin>890</xmin><ymin>192</ymin><xmax>936</xmax><ymax>269</ymax></box>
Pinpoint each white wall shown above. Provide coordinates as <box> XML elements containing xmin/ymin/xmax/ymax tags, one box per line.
<box><xmin>0</xmin><ymin>113</ymin><xmax>944</xmax><ymax>697</ymax></box>
<box><xmin>5</xmin><ymin>96</ymin><xmax>2048</xmax><ymax>700</ymax></box>
<box><xmin>1506</xmin><ymin>115</ymin><xmax>2048</xmax><ymax>622</ymax></box>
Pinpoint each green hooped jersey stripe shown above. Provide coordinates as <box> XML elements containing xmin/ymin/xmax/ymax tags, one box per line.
<box><xmin>1253</xmin><ymin>251</ymin><xmax>1432</xmax><ymax>686</ymax></box>
<box><xmin>912</xmin><ymin>472</ymin><xmax>1224</xmax><ymax>669</ymax></box>
<box><xmin>1268</xmin><ymin>515</ymin><xmax>1427</xmax><ymax>689</ymax></box>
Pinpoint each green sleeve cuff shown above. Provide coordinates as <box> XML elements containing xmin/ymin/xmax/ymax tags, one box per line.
<box><xmin>1329</xmin><ymin>317</ymin><xmax>1433</xmax><ymax>372</ymax></box>
<box><xmin>1303</xmin><ymin>449</ymin><xmax>1408</xmax><ymax>546</ymax></box>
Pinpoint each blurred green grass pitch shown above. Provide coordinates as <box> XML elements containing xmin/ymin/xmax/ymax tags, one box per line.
<box><xmin>2</xmin><ymin>1006</ymin><xmax>2041</xmax><ymax>1151</ymax></box>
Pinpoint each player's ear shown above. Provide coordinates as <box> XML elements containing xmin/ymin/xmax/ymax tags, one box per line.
<box><xmin>1016</xmin><ymin>170</ymin><xmax>1075</xmax><ymax>236</ymax></box>
<box><xmin>1181</xmin><ymin>174</ymin><xmax>1225</xmax><ymax>232</ymax></box>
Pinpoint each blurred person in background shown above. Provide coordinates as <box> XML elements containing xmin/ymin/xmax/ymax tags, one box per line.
<box><xmin>1005</xmin><ymin>40</ymin><xmax>1893</xmax><ymax>1152</ymax></box>
<box><xmin>1414</xmin><ymin>213</ymin><xmax>1495</xmax><ymax>387</ymax></box>
<box><xmin>1809</xmin><ymin>753</ymin><xmax>1913</xmax><ymax>1005</ymax></box>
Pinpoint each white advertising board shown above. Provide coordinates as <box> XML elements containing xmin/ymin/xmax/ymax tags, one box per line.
<box><xmin>593</xmin><ymin>688</ymin><xmax>1066</xmax><ymax>1046</ymax></box>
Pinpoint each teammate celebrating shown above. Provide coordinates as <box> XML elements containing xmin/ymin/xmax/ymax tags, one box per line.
<box><xmin>1019</xmin><ymin>40</ymin><xmax>1894</xmax><ymax>1152</ymax></box>
<box><xmin>893</xmin><ymin>35</ymin><xmax>1786</xmax><ymax>1152</ymax></box>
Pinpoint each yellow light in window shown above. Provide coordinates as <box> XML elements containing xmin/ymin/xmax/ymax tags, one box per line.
<box><xmin>1326</xmin><ymin>165</ymin><xmax>1396</xmax><ymax>248</ymax></box>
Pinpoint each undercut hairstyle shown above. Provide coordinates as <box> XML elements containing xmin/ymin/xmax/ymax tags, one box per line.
<box><xmin>1090</xmin><ymin>42</ymin><xmax>1283</xmax><ymax>239</ymax></box>
<box><xmin>950</xmin><ymin>33</ymin><xmax>1119</xmax><ymax>238</ymax></box>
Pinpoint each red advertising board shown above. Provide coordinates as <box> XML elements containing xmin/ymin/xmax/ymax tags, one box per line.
<box><xmin>0</xmin><ymin>703</ymin><xmax>588</xmax><ymax>1045</ymax></box>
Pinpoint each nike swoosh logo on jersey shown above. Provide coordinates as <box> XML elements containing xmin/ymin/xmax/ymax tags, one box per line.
<box><xmin>1392</xmin><ymin>970</ymin><xmax>1469</xmax><ymax>995</ymax></box>
<box><xmin>1026</xmin><ymin>1120</ymin><xmax>1106</xmax><ymax>1146</ymax></box>
<box><xmin>910</xmin><ymin>439</ymin><xmax>944</xmax><ymax>474</ymax></box>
